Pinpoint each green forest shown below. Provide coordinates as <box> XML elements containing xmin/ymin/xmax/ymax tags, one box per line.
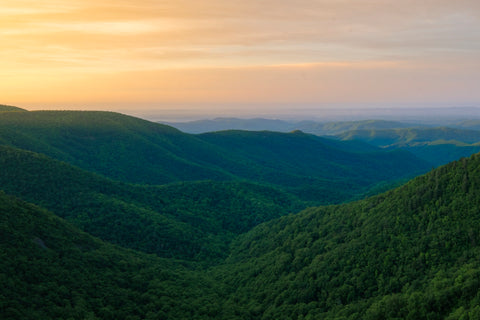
<box><xmin>2</xmin><ymin>109</ymin><xmax>480</xmax><ymax>319</ymax></box>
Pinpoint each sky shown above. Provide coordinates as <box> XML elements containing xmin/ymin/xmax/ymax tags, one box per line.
<box><xmin>2</xmin><ymin>0</ymin><xmax>480</xmax><ymax>118</ymax></box>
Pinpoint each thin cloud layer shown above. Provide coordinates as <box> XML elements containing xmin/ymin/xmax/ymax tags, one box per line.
<box><xmin>2</xmin><ymin>0</ymin><xmax>479</xmax><ymax>109</ymax></box>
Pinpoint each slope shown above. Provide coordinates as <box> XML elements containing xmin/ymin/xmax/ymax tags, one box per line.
<box><xmin>164</xmin><ymin>118</ymin><xmax>422</xmax><ymax>135</ymax></box>
<box><xmin>0</xmin><ymin>104</ymin><xmax>26</xmax><ymax>112</ymax></box>
<box><xmin>198</xmin><ymin>130</ymin><xmax>431</xmax><ymax>201</ymax></box>
<box><xmin>0</xmin><ymin>145</ymin><xmax>306</xmax><ymax>262</ymax></box>
<box><xmin>0</xmin><ymin>110</ymin><xmax>431</xmax><ymax>203</ymax></box>
<box><xmin>296</xmin><ymin>119</ymin><xmax>422</xmax><ymax>136</ymax></box>
<box><xmin>215</xmin><ymin>153</ymin><xmax>480</xmax><ymax>319</ymax></box>
<box><xmin>338</xmin><ymin>127</ymin><xmax>480</xmax><ymax>166</ymax></box>
<box><xmin>0</xmin><ymin>191</ymin><xmax>221</xmax><ymax>319</ymax></box>
<box><xmin>0</xmin><ymin>110</ymin><xmax>237</xmax><ymax>184</ymax></box>
<box><xmin>162</xmin><ymin>117</ymin><xmax>294</xmax><ymax>134</ymax></box>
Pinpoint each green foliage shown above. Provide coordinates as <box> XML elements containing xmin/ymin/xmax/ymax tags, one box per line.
<box><xmin>0</xmin><ymin>111</ymin><xmax>430</xmax><ymax>202</ymax></box>
<box><xmin>214</xmin><ymin>153</ymin><xmax>480</xmax><ymax>319</ymax></box>
<box><xmin>0</xmin><ymin>145</ymin><xmax>306</xmax><ymax>262</ymax></box>
<box><xmin>4</xmin><ymin>109</ymin><xmax>480</xmax><ymax>319</ymax></box>
<box><xmin>198</xmin><ymin>129</ymin><xmax>430</xmax><ymax>201</ymax></box>
<box><xmin>0</xmin><ymin>104</ymin><xmax>26</xmax><ymax>112</ymax></box>
<box><xmin>338</xmin><ymin>127</ymin><xmax>480</xmax><ymax>166</ymax></box>
<box><xmin>0</xmin><ymin>191</ymin><xmax>221</xmax><ymax>319</ymax></box>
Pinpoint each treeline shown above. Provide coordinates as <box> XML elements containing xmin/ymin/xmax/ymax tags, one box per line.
<box><xmin>0</xmin><ymin>145</ymin><xmax>306</xmax><ymax>262</ymax></box>
<box><xmin>212</xmin><ymin>153</ymin><xmax>480</xmax><ymax>319</ymax></box>
<box><xmin>0</xmin><ymin>111</ymin><xmax>430</xmax><ymax>202</ymax></box>
<box><xmin>0</xmin><ymin>191</ymin><xmax>222</xmax><ymax>319</ymax></box>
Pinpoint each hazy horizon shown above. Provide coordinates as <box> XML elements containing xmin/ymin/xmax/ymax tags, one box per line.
<box><xmin>3</xmin><ymin>1</ymin><xmax>480</xmax><ymax>115</ymax></box>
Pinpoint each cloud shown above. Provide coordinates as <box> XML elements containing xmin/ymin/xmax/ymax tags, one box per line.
<box><xmin>2</xmin><ymin>0</ymin><xmax>479</xmax><ymax>109</ymax></box>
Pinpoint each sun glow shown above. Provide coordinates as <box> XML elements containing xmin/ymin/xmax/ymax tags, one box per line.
<box><xmin>2</xmin><ymin>1</ymin><xmax>479</xmax><ymax>112</ymax></box>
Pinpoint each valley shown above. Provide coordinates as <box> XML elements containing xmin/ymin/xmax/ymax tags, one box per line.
<box><xmin>2</xmin><ymin>107</ymin><xmax>480</xmax><ymax>319</ymax></box>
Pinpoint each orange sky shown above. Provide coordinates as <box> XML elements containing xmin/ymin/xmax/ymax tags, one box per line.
<box><xmin>2</xmin><ymin>0</ymin><xmax>480</xmax><ymax>116</ymax></box>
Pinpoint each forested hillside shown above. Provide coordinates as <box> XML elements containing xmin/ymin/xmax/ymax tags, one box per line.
<box><xmin>0</xmin><ymin>191</ymin><xmax>221</xmax><ymax>319</ymax></box>
<box><xmin>215</xmin><ymin>153</ymin><xmax>480</xmax><ymax>319</ymax></box>
<box><xmin>3</xmin><ymin>142</ymin><xmax>480</xmax><ymax>319</ymax></box>
<box><xmin>3</xmin><ymin>108</ymin><xmax>480</xmax><ymax>319</ymax></box>
<box><xmin>0</xmin><ymin>145</ymin><xmax>306</xmax><ymax>261</ymax></box>
<box><xmin>0</xmin><ymin>110</ymin><xmax>430</xmax><ymax>202</ymax></box>
<box><xmin>197</xmin><ymin>129</ymin><xmax>430</xmax><ymax>201</ymax></box>
<box><xmin>338</xmin><ymin>127</ymin><xmax>480</xmax><ymax>166</ymax></box>
<box><xmin>0</xmin><ymin>104</ymin><xmax>26</xmax><ymax>112</ymax></box>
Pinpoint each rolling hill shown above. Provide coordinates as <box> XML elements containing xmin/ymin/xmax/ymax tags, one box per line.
<box><xmin>214</xmin><ymin>153</ymin><xmax>480</xmax><ymax>319</ymax></box>
<box><xmin>0</xmin><ymin>104</ymin><xmax>26</xmax><ymax>112</ymax></box>
<box><xmin>4</xmin><ymin>141</ymin><xmax>480</xmax><ymax>318</ymax></box>
<box><xmin>164</xmin><ymin>118</ymin><xmax>423</xmax><ymax>135</ymax></box>
<box><xmin>0</xmin><ymin>145</ymin><xmax>307</xmax><ymax>262</ymax></box>
<box><xmin>162</xmin><ymin>117</ymin><xmax>295</xmax><ymax>134</ymax></box>
<box><xmin>0</xmin><ymin>110</ymin><xmax>431</xmax><ymax>203</ymax></box>
<box><xmin>0</xmin><ymin>191</ymin><xmax>221</xmax><ymax>319</ymax></box>
<box><xmin>337</xmin><ymin>127</ymin><xmax>480</xmax><ymax>166</ymax></box>
<box><xmin>197</xmin><ymin>129</ymin><xmax>430</xmax><ymax>200</ymax></box>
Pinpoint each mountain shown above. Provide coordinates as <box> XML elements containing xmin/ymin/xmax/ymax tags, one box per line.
<box><xmin>0</xmin><ymin>145</ymin><xmax>307</xmax><ymax>262</ymax></box>
<box><xmin>197</xmin><ymin>129</ymin><xmax>430</xmax><ymax>201</ymax></box>
<box><xmin>163</xmin><ymin>118</ymin><xmax>422</xmax><ymax>135</ymax></box>
<box><xmin>214</xmin><ymin>153</ymin><xmax>480</xmax><ymax>319</ymax></box>
<box><xmin>0</xmin><ymin>110</ymin><xmax>233</xmax><ymax>184</ymax></box>
<box><xmin>295</xmin><ymin>119</ymin><xmax>424</xmax><ymax>136</ymax></box>
<box><xmin>0</xmin><ymin>110</ymin><xmax>430</xmax><ymax>203</ymax></box>
<box><xmin>337</xmin><ymin>127</ymin><xmax>480</xmax><ymax>166</ymax></box>
<box><xmin>162</xmin><ymin>117</ymin><xmax>295</xmax><ymax>134</ymax></box>
<box><xmin>453</xmin><ymin>120</ymin><xmax>480</xmax><ymax>131</ymax></box>
<box><xmin>0</xmin><ymin>191</ymin><xmax>221</xmax><ymax>319</ymax></box>
<box><xmin>3</xmin><ymin>107</ymin><xmax>480</xmax><ymax>319</ymax></box>
<box><xmin>4</xmin><ymin>148</ymin><xmax>477</xmax><ymax>319</ymax></box>
<box><xmin>0</xmin><ymin>104</ymin><xmax>26</xmax><ymax>112</ymax></box>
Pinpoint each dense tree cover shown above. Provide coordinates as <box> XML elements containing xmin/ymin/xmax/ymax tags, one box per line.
<box><xmin>0</xmin><ymin>145</ymin><xmax>308</xmax><ymax>262</ymax></box>
<box><xmin>338</xmin><ymin>127</ymin><xmax>480</xmax><ymax>166</ymax></box>
<box><xmin>0</xmin><ymin>191</ymin><xmax>223</xmax><ymax>319</ymax></box>
<box><xmin>4</xmin><ymin>109</ymin><xmax>480</xmax><ymax>319</ymax></box>
<box><xmin>213</xmin><ymin>153</ymin><xmax>480</xmax><ymax>319</ymax></box>
<box><xmin>0</xmin><ymin>111</ymin><xmax>430</xmax><ymax>202</ymax></box>
<box><xmin>197</xmin><ymin>129</ymin><xmax>430</xmax><ymax>201</ymax></box>
<box><xmin>0</xmin><ymin>104</ymin><xmax>26</xmax><ymax>112</ymax></box>
<box><xmin>4</xmin><ymin>150</ymin><xmax>480</xmax><ymax>319</ymax></box>
<box><xmin>456</xmin><ymin>120</ymin><xmax>480</xmax><ymax>131</ymax></box>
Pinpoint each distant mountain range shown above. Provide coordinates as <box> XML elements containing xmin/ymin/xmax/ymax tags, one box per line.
<box><xmin>162</xmin><ymin>118</ymin><xmax>425</xmax><ymax>135</ymax></box>
<box><xmin>0</xmin><ymin>111</ymin><xmax>429</xmax><ymax>202</ymax></box>
<box><xmin>164</xmin><ymin>117</ymin><xmax>480</xmax><ymax>167</ymax></box>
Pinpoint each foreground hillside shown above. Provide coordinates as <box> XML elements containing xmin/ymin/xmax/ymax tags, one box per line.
<box><xmin>0</xmin><ymin>191</ymin><xmax>221</xmax><ymax>319</ymax></box>
<box><xmin>215</xmin><ymin>153</ymin><xmax>480</xmax><ymax>319</ymax></box>
<box><xmin>4</xmin><ymin>108</ymin><xmax>480</xmax><ymax>319</ymax></box>
<box><xmin>0</xmin><ymin>110</ymin><xmax>430</xmax><ymax>203</ymax></box>
<box><xmin>3</xmin><ymin>151</ymin><xmax>480</xmax><ymax>319</ymax></box>
<box><xmin>0</xmin><ymin>145</ymin><xmax>306</xmax><ymax>261</ymax></box>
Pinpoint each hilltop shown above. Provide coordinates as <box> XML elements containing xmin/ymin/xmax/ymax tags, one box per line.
<box><xmin>0</xmin><ymin>145</ymin><xmax>306</xmax><ymax>262</ymax></box>
<box><xmin>338</xmin><ymin>127</ymin><xmax>480</xmax><ymax>166</ymax></box>
<box><xmin>215</xmin><ymin>153</ymin><xmax>480</xmax><ymax>319</ymax></box>
<box><xmin>0</xmin><ymin>110</ymin><xmax>430</xmax><ymax>203</ymax></box>
<box><xmin>0</xmin><ymin>191</ymin><xmax>220</xmax><ymax>319</ymax></box>
<box><xmin>3</xmin><ymin>139</ymin><xmax>480</xmax><ymax>318</ymax></box>
<box><xmin>0</xmin><ymin>104</ymin><xmax>27</xmax><ymax>112</ymax></box>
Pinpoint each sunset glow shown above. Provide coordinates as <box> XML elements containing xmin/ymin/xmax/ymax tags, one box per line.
<box><xmin>2</xmin><ymin>0</ymin><xmax>480</xmax><ymax>114</ymax></box>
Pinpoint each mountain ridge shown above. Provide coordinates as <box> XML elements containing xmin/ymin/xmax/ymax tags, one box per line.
<box><xmin>0</xmin><ymin>110</ymin><xmax>431</xmax><ymax>203</ymax></box>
